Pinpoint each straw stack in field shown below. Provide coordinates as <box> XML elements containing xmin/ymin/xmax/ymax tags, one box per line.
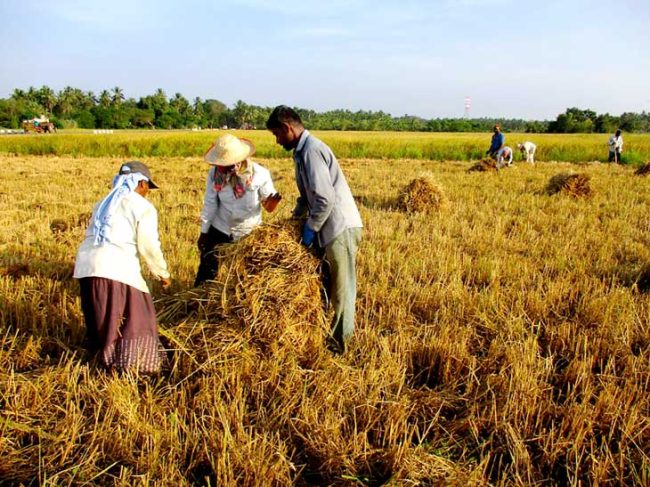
<box><xmin>545</xmin><ymin>172</ymin><xmax>592</xmax><ymax>198</ymax></box>
<box><xmin>396</xmin><ymin>176</ymin><xmax>446</xmax><ymax>213</ymax></box>
<box><xmin>0</xmin><ymin>263</ymin><xmax>30</xmax><ymax>279</ymax></box>
<box><xmin>157</xmin><ymin>221</ymin><xmax>328</xmax><ymax>362</ymax></box>
<box><xmin>636</xmin><ymin>264</ymin><xmax>650</xmax><ymax>292</ymax></box>
<box><xmin>634</xmin><ymin>162</ymin><xmax>650</xmax><ymax>176</ymax></box>
<box><xmin>50</xmin><ymin>212</ymin><xmax>93</xmax><ymax>235</ymax></box>
<box><xmin>468</xmin><ymin>158</ymin><xmax>498</xmax><ymax>172</ymax></box>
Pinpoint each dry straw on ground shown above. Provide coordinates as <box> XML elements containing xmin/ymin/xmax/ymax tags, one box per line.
<box><xmin>157</xmin><ymin>221</ymin><xmax>328</xmax><ymax>366</ymax></box>
<box><xmin>50</xmin><ymin>213</ymin><xmax>92</xmax><ymax>235</ymax></box>
<box><xmin>468</xmin><ymin>158</ymin><xmax>498</xmax><ymax>172</ymax></box>
<box><xmin>396</xmin><ymin>176</ymin><xmax>446</xmax><ymax>213</ymax></box>
<box><xmin>3</xmin><ymin>154</ymin><xmax>650</xmax><ymax>485</ymax></box>
<box><xmin>0</xmin><ymin>263</ymin><xmax>30</xmax><ymax>279</ymax></box>
<box><xmin>545</xmin><ymin>172</ymin><xmax>592</xmax><ymax>198</ymax></box>
<box><xmin>634</xmin><ymin>162</ymin><xmax>650</xmax><ymax>175</ymax></box>
<box><xmin>636</xmin><ymin>263</ymin><xmax>650</xmax><ymax>292</ymax></box>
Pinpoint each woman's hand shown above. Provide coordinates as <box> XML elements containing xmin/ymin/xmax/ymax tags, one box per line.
<box><xmin>262</xmin><ymin>193</ymin><xmax>282</xmax><ymax>212</ymax></box>
<box><xmin>160</xmin><ymin>276</ymin><xmax>172</xmax><ymax>290</ymax></box>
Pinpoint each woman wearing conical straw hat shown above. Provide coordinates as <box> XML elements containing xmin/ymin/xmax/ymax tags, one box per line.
<box><xmin>194</xmin><ymin>134</ymin><xmax>282</xmax><ymax>286</ymax></box>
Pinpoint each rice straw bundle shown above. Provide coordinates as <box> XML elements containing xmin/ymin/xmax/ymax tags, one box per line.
<box><xmin>49</xmin><ymin>219</ymin><xmax>68</xmax><ymax>234</ymax></box>
<box><xmin>545</xmin><ymin>172</ymin><xmax>592</xmax><ymax>198</ymax></box>
<box><xmin>468</xmin><ymin>158</ymin><xmax>498</xmax><ymax>172</ymax></box>
<box><xmin>636</xmin><ymin>264</ymin><xmax>650</xmax><ymax>293</ymax></box>
<box><xmin>397</xmin><ymin>176</ymin><xmax>446</xmax><ymax>213</ymax></box>
<box><xmin>50</xmin><ymin>212</ymin><xmax>92</xmax><ymax>235</ymax></box>
<box><xmin>157</xmin><ymin>221</ymin><xmax>328</xmax><ymax>359</ymax></box>
<box><xmin>0</xmin><ymin>263</ymin><xmax>30</xmax><ymax>279</ymax></box>
<box><xmin>634</xmin><ymin>162</ymin><xmax>650</xmax><ymax>176</ymax></box>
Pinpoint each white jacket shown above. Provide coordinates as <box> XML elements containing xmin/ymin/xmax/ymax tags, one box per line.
<box><xmin>200</xmin><ymin>161</ymin><xmax>276</xmax><ymax>241</ymax></box>
<box><xmin>73</xmin><ymin>192</ymin><xmax>170</xmax><ymax>293</ymax></box>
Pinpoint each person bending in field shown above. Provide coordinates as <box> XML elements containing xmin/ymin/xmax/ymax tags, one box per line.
<box><xmin>74</xmin><ymin>161</ymin><xmax>171</xmax><ymax>374</ymax></box>
<box><xmin>486</xmin><ymin>124</ymin><xmax>505</xmax><ymax>159</ymax></box>
<box><xmin>496</xmin><ymin>146</ymin><xmax>514</xmax><ymax>168</ymax></box>
<box><xmin>267</xmin><ymin>105</ymin><xmax>363</xmax><ymax>354</ymax></box>
<box><xmin>517</xmin><ymin>141</ymin><xmax>537</xmax><ymax>164</ymax></box>
<box><xmin>194</xmin><ymin>134</ymin><xmax>281</xmax><ymax>286</ymax></box>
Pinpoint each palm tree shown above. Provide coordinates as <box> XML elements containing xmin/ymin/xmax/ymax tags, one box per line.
<box><xmin>26</xmin><ymin>86</ymin><xmax>39</xmax><ymax>103</ymax></box>
<box><xmin>233</xmin><ymin>100</ymin><xmax>254</xmax><ymax>128</ymax></box>
<box><xmin>56</xmin><ymin>87</ymin><xmax>76</xmax><ymax>116</ymax></box>
<box><xmin>99</xmin><ymin>90</ymin><xmax>111</xmax><ymax>108</ymax></box>
<box><xmin>170</xmin><ymin>93</ymin><xmax>190</xmax><ymax>115</ymax></box>
<box><xmin>85</xmin><ymin>91</ymin><xmax>98</xmax><ymax>107</ymax></box>
<box><xmin>37</xmin><ymin>86</ymin><xmax>56</xmax><ymax>114</ymax></box>
<box><xmin>111</xmin><ymin>86</ymin><xmax>125</xmax><ymax>106</ymax></box>
<box><xmin>11</xmin><ymin>89</ymin><xmax>26</xmax><ymax>100</ymax></box>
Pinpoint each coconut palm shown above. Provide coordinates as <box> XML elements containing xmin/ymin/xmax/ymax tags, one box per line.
<box><xmin>111</xmin><ymin>86</ymin><xmax>125</xmax><ymax>107</ymax></box>
<box><xmin>37</xmin><ymin>86</ymin><xmax>57</xmax><ymax>114</ymax></box>
<box><xmin>99</xmin><ymin>90</ymin><xmax>111</xmax><ymax>108</ymax></box>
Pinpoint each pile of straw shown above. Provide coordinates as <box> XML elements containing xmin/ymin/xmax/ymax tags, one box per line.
<box><xmin>468</xmin><ymin>158</ymin><xmax>498</xmax><ymax>172</ymax></box>
<box><xmin>636</xmin><ymin>264</ymin><xmax>650</xmax><ymax>293</ymax></box>
<box><xmin>0</xmin><ymin>263</ymin><xmax>30</xmax><ymax>279</ymax></box>
<box><xmin>157</xmin><ymin>221</ymin><xmax>328</xmax><ymax>362</ymax></box>
<box><xmin>49</xmin><ymin>212</ymin><xmax>92</xmax><ymax>235</ymax></box>
<box><xmin>545</xmin><ymin>172</ymin><xmax>592</xmax><ymax>198</ymax></box>
<box><xmin>634</xmin><ymin>162</ymin><xmax>650</xmax><ymax>176</ymax></box>
<box><xmin>396</xmin><ymin>176</ymin><xmax>446</xmax><ymax>213</ymax></box>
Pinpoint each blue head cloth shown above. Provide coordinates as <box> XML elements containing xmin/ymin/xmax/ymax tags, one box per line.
<box><xmin>92</xmin><ymin>172</ymin><xmax>149</xmax><ymax>246</ymax></box>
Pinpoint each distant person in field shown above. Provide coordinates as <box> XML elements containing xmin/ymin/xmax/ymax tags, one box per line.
<box><xmin>496</xmin><ymin>146</ymin><xmax>513</xmax><ymax>168</ymax></box>
<box><xmin>517</xmin><ymin>141</ymin><xmax>537</xmax><ymax>164</ymax></box>
<box><xmin>608</xmin><ymin>129</ymin><xmax>623</xmax><ymax>163</ymax></box>
<box><xmin>486</xmin><ymin>124</ymin><xmax>505</xmax><ymax>158</ymax></box>
<box><xmin>194</xmin><ymin>134</ymin><xmax>281</xmax><ymax>286</ymax></box>
<box><xmin>73</xmin><ymin>161</ymin><xmax>171</xmax><ymax>374</ymax></box>
<box><xmin>266</xmin><ymin>105</ymin><xmax>363</xmax><ymax>354</ymax></box>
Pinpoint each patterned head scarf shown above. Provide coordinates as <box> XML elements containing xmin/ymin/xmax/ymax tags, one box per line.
<box><xmin>213</xmin><ymin>159</ymin><xmax>254</xmax><ymax>198</ymax></box>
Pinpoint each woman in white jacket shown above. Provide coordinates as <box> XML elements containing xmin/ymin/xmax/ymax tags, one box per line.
<box><xmin>194</xmin><ymin>134</ymin><xmax>281</xmax><ymax>286</ymax></box>
<box><xmin>74</xmin><ymin>161</ymin><xmax>171</xmax><ymax>374</ymax></box>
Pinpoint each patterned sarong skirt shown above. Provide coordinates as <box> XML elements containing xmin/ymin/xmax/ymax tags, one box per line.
<box><xmin>78</xmin><ymin>277</ymin><xmax>163</xmax><ymax>373</ymax></box>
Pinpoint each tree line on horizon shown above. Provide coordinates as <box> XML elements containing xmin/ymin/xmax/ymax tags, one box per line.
<box><xmin>1</xmin><ymin>86</ymin><xmax>649</xmax><ymax>133</ymax></box>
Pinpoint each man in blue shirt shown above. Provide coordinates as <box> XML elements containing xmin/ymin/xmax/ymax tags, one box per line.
<box><xmin>486</xmin><ymin>124</ymin><xmax>505</xmax><ymax>158</ymax></box>
<box><xmin>266</xmin><ymin>105</ymin><xmax>363</xmax><ymax>354</ymax></box>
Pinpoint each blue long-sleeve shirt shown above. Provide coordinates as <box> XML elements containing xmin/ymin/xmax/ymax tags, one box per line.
<box><xmin>489</xmin><ymin>132</ymin><xmax>505</xmax><ymax>154</ymax></box>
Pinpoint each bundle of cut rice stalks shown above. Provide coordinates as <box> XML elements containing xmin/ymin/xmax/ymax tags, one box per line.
<box><xmin>397</xmin><ymin>176</ymin><xmax>446</xmax><ymax>213</ymax></box>
<box><xmin>545</xmin><ymin>172</ymin><xmax>592</xmax><ymax>198</ymax></box>
<box><xmin>634</xmin><ymin>162</ymin><xmax>650</xmax><ymax>176</ymax></box>
<box><xmin>468</xmin><ymin>158</ymin><xmax>498</xmax><ymax>172</ymax></box>
<box><xmin>157</xmin><ymin>221</ymin><xmax>328</xmax><ymax>362</ymax></box>
<box><xmin>0</xmin><ymin>263</ymin><xmax>30</xmax><ymax>279</ymax></box>
<box><xmin>636</xmin><ymin>264</ymin><xmax>650</xmax><ymax>293</ymax></box>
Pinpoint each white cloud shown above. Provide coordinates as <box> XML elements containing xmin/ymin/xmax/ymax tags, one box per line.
<box><xmin>222</xmin><ymin>0</ymin><xmax>361</xmax><ymax>16</ymax></box>
<box><xmin>22</xmin><ymin>0</ymin><xmax>161</xmax><ymax>31</ymax></box>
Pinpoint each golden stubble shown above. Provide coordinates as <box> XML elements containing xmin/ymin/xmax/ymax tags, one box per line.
<box><xmin>0</xmin><ymin>154</ymin><xmax>648</xmax><ymax>485</ymax></box>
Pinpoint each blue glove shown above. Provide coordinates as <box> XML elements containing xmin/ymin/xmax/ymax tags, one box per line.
<box><xmin>301</xmin><ymin>224</ymin><xmax>317</xmax><ymax>247</ymax></box>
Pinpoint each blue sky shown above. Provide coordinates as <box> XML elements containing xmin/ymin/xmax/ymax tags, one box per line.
<box><xmin>1</xmin><ymin>0</ymin><xmax>648</xmax><ymax>119</ymax></box>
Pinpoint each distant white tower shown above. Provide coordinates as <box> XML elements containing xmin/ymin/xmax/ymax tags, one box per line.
<box><xmin>464</xmin><ymin>96</ymin><xmax>471</xmax><ymax>118</ymax></box>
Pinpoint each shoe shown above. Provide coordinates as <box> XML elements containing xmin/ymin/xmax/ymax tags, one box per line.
<box><xmin>326</xmin><ymin>337</ymin><xmax>345</xmax><ymax>355</ymax></box>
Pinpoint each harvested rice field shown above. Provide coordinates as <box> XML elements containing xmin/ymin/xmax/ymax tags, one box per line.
<box><xmin>1</xmin><ymin>153</ymin><xmax>649</xmax><ymax>485</ymax></box>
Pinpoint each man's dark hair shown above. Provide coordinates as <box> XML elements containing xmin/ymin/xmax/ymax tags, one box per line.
<box><xmin>266</xmin><ymin>105</ymin><xmax>303</xmax><ymax>129</ymax></box>
<box><xmin>615</xmin><ymin>129</ymin><xmax>622</xmax><ymax>136</ymax></box>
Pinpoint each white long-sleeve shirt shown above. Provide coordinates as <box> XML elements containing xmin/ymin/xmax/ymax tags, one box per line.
<box><xmin>200</xmin><ymin>161</ymin><xmax>276</xmax><ymax>241</ymax></box>
<box><xmin>73</xmin><ymin>192</ymin><xmax>170</xmax><ymax>293</ymax></box>
<box><xmin>608</xmin><ymin>135</ymin><xmax>623</xmax><ymax>152</ymax></box>
<box><xmin>520</xmin><ymin>141</ymin><xmax>537</xmax><ymax>163</ymax></box>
